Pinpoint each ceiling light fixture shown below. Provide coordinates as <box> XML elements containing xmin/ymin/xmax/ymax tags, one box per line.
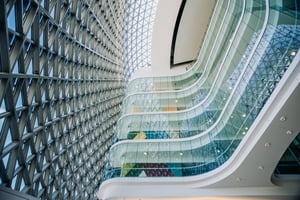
<box><xmin>279</xmin><ymin>116</ymin><xmax>286</xmax><ymax>121</ymax></box>
<box><xmin>291</xmin><ymin>51</ymin><xmax>297</xmax><ymax>56</ymax></box>
<box><xmin>258</xmin><ymin>165</ymin><xmax>264</xmax><ymax>170</ymax></box>
<box><xmin>264</xmin><ymin>142</ymin><xmax>271</xmax><ymax>148</ymax></box>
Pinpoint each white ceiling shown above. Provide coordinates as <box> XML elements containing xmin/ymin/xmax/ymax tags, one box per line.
<box><xmin>173</xmin><ymin>0</ymin><xmax>216</xmax><ymax>65</ymax></box>
<box><xmin>149</xmin><ymin>0</ymin><xmax>215</xmax><ymax>77</ymax></box>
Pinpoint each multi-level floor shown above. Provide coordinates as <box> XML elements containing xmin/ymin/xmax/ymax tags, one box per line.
<box><xmin>0</xmin><ymin>0</ymin><xmax>299</xmax><ymax>199</ymax></box>
<box><xmin>98</xmin><ymin>0</ymin><xmax>300</xmax><ymax>199</ymax></box>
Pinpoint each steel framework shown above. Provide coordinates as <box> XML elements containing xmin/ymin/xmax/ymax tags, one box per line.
<box><xmin>0</xmin><ymin>0</ymin><xmax>130</xmax><ymax>199</ymax></box>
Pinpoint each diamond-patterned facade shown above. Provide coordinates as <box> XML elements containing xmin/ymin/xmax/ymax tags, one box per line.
<box><xmin>0</xmin><ymin>0</ymin><xmax>159</xmax><ymax>198</ymax></box>
<box><xmin>123</xmin><ymin>0</ymin><xmax>158</xmax><ymax>81</ymax></box>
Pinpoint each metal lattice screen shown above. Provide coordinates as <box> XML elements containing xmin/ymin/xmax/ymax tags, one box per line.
<box><xmin>0</xmin><ymin>0</ymin><xmax>126</xmax><ymax>199</ymax></box>
<box><xmin>123</xmin><ymin>0</ymin><xmax>158</xmax><ymax>81</ymax></box>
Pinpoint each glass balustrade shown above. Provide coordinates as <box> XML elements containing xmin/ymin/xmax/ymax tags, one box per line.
<box><xmin>117</xmin><ymin>0</ymin><xmax>265</xmax><ymax>140</ymax></box>
<box><xmin>125</xmin><ymin>0</ymin><xmax>228</xmax><ymax>95</ymax></box>
<box><xmin>122</xmin><ymin>0</ymin><xmax>244</xmax><ymax>114</ymax></box>
<box><xmin>103</xmin><ymin>0</ymin><xmax>300</xmax><ymax>179</ymax></box>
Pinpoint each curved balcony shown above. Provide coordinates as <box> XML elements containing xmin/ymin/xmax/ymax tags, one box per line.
<box><xmin>122</xmin><ymin>0</ymin><xmax>244</xmax><ymax>114</ymax></box>
<box><xmin>104</xmin><ymin>0</ymin><xmax>300</xmax><ymax>179</ymax></box>
<box><xmin>117</xmin><ymin>0</ymin><xmax>266</xmax><ymax>140</ymax></box>
<box><xmin>125</xmin><ymin>0</ymin><xmax>229</xmax><ymax>95</ymax></box>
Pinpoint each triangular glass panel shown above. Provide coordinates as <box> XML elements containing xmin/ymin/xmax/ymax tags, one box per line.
<box><xmin>27</xmin><ymin>145</ymin><xmax>32</xmax><ymax>161</ymax></box>
<box><xmin>8</xmin><ymin>4</ymin><xmax>16</xmax><ymax>31</ymax></box>
<box><xmin>43</xmin><ymin>156</ymin><xmax>46</xmax><ymax>166</ymax></box>
<box><xmin>49</xmin><ymin>66</ymin><xmax>53</xmax><ymax>77</ymax></box>
<box><xmin>34</xmin><ymin>117</ymin><xmax>38</xmax><ymax>129</ymax></box>
<box><xmin>2</xmin><ymin>152</ymin><xmax>10</xmax><ymax>168</ymax></box>
<box><xmin>38</xmin><ymin>181</ymin><xmax>42</xmax><ymax>191</ymax></box>
<box><xmin>20</xmin><ymin>178</ymin><xmax>25</xmax><ymax>191</ymax></box>
<box><xmin>40</xmin><ymin>30</ymin><xmax>44</xmax><ymax>46</ymax></box>
<box><xmin>42</xmin><ymin>91</ymin><xmax>46</xmax><ymax>101</ymax></box>
<box><xmin>50</xmin><ymin>7</ymin><xmax>55</xmax><ymax>19</ymax></box>
<box><xmin>14</xmin><ymin>159</ymin><xmax>20</xmax><ymax>172</ymax></box>
<box><xmin>40</xmin><ymin>67</ymin><xmax>45</xmax><ymax>77</ymax></box>
<box><xmin>16</xmin><ymin>92</ymin><xmax>23</xmax><ymax>108</ymax></box>
<box><xmin>4</xmin><ymin>128</ymin><xmax>13</xmax><ymax>149</ymax></box>
<box><xmin>8</xmin><ymin>32</ymin><xmax>16</xmax><ymax>48</ymax></box>
<box><xmin>0</xmin><ymin>100</ymin><xmax>6</xmax><ymax>114</ymax></box>
<box><xmin>11</xmin><ymin>175</ymin><xmax>17</xmax><ymax>189</ymax></box>
<box><xmin>26</xmin><ymin>59</ymin><xmax>33</xmax><ymax>74</ymax></box>
<box><xmin>12</xmin><ymin>60</ymin><xmax>19</xmax><ymax>74</ymax></box>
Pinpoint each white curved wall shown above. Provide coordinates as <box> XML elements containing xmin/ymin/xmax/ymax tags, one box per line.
<box><xmin>130</xmin><ymin>0</ymin><xmax>183</xmax><ymax>80</ymax></box>
<box><xmin>173</xmin><ymin>0</ymin><xmax>216</xmax><ymax>65</ymax></box>
<box><xmin>131</xmin><ymin>0</ymin><xmax>215</xmax><ymax>80</ymax></box>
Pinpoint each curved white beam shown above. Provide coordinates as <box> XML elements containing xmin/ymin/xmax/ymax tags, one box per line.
<box><xmin>97</xmin><ymin>51</ymin><xmax>300</xmax><ymax>200</ymax></box>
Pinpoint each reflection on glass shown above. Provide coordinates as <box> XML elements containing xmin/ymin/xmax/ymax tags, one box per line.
<box><xmin>103</xmin><ymin>0</ymin><xmax>300</xmax><ymax>180</ymax></box>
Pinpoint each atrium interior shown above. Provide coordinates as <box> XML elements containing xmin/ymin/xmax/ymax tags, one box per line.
<box><xmin>0</xmin><ymin>0</ymin><xmax>300</xmax><ymax>200</ymax></box>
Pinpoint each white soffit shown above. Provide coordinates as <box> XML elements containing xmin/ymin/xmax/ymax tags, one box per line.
<box><xmin>173</xmin><ymin>0</ymin><xmax>216</xmax><ymax>65</ymax></box>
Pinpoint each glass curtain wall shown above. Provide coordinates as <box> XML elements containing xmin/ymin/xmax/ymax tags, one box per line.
<box><xmin>103</xmin><ymin>0</ymin><xmax>300</xmax><ymax>179</ymax></box>
<box><xmin>122</xmin><ymin>1</ymin><xmax>244</xmax><ymax>115</ymax></box>
<box><xmin>124</xmin><ymin>0</ymin><xmax>224</xmax><ymax>94</ymax></box>
<box><xmin>116</xmin><ymin>0</ymin><xmax>261</xmax><ymax>140</ymax></box>
<box><xmin>122</xmin><ymin>0</ymin><xmax>243</xmax><ymax>114</ymax></box>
